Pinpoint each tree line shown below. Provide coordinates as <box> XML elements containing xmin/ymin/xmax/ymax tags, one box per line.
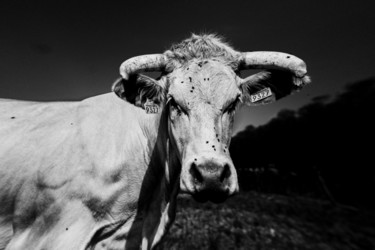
<box><xmin>230</xmin><ymin>78</ymin><xmax>375</xmax><ymax>208</ymax></box>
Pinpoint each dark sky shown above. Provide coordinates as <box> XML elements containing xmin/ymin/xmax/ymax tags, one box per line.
<box><xmin>1</xmin><ymin>0</ymin><xmax>374</xmax><ymax>134</ymax></box>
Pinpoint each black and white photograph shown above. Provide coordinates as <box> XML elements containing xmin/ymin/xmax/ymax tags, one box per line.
<box><xmin>1</xmin><ymin>1</ymin><xmax>374</xmax><ymax>249</ymax></box>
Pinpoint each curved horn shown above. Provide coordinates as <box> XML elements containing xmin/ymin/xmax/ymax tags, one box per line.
<box><xmin>240</xmin><ymin>52</ymin><xmax>308</xmax><ymax>78</ymax></box>
<box><xmin>119</xmin><ymin>54</ymin><xmax>167</xmax><ymax>80</ymax></box>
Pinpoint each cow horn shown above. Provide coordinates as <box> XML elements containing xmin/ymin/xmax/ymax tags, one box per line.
<box><xmin>119</xmin><ymin>54</ymin><xmax>168</xmax><ymax>80</ymax></box>
<box><xmin>240</xmin><ymin>52</ymin><xmax>308</xmax><ymax>78</ymax></box>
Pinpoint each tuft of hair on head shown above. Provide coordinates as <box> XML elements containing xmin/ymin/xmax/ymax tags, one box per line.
<box><xmin>294</xmin><ymin>74</ymin><xmax>311</xmax><ymax>87</ymax></box>
<box><xmin>164</xmin><ymin>33</ymin><xmax>241</xmax><ymax>70</ymax></box>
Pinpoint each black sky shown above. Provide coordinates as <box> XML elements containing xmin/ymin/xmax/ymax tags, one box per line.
<box><xmin>1</xmin><ymin>0</ymin><xmax>374</xmax><ymax>134</ymax></box>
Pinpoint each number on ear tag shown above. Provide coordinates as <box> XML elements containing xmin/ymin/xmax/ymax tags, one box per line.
<box><xmin>144</xmin><ymin>99</ymin><xmax>159</xmax><ymax>114</ymax></box>
<box><xmin>250</xmin><ymin>87</ymin><xmax>272</xmax><ymax>103</ymax></box>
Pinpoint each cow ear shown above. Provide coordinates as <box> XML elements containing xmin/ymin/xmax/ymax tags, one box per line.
<box><xmin>112</xmin><ymin>74</ymin><xmax>166</xmax><ymax>108</ymax></box>
<box><xmin>239</xmin><ymin>70</ymin><xmax>311</xmax><ymax>106</ymax></box>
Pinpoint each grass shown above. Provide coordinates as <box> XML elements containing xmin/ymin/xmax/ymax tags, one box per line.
<box><xmin>158</xmin><ymin>192</ymin><xmax>375</xmax><ymax>250</ymax></box>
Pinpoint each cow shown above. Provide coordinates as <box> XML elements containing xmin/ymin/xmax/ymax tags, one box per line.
<box><xmin>0</xmin><ymin>34</ymin><xmax>310</xmax><ymax>250</ymax></box>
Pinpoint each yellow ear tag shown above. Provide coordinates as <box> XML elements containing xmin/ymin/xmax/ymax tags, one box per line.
<box><xmin>250</xmin><ymin>87</ymin><xmax>272</xmax><ymax>103</ymax></box>
<box><xmin>144</xmin><ymin>99</ymin><xmax>159</xmax><ymax>114</ymax></box>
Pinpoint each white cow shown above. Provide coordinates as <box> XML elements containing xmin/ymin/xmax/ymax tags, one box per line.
<box><xmin>0</xmin><ymin>34</ymin><xmax>310</xmax><ymax>249</ymax></box>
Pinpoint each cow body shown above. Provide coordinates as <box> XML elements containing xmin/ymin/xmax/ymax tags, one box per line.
<box><xmin>0</xmin><ymin>94</ymin><xmax>177</xmax><ymax>249</ymax></box>
<box><xmin>0</xmin><ymin>33</ymin><xmax>310</xmax><ymax>249</ymax></box>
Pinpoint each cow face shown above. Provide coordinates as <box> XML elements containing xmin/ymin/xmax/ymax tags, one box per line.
<box><xmin>166</xmin><ymin>60</ymin><xmax>240</xmax><ymax>203</ymax></box>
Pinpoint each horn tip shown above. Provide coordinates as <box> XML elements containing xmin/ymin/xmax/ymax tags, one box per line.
<box><xmin>294</xmin><ymin>74</ymin><xmax>311</xmax><ymax>87</ymax></box>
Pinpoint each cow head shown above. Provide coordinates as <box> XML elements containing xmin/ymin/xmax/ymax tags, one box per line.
<box><xmin>113</xmin><ymin>34</ymin><xmax>310</xmax><ymax>203</ymax></box>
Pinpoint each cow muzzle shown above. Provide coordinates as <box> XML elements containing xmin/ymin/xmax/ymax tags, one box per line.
<box><xmin>181</xmin><ymin>157</ymin><xmax>239</xmax><ymax>203</ymax></box>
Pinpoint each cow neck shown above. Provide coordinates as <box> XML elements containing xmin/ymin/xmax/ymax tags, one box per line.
<box><xmin>125</xmin><ymin>105</ymin><xmax>180</xmax><ymax>249</ymax></box>
<box><xmin>137</xmin><ymin>105</ymin><xmax>171</xmax><ymax>207</ymax></box>
<box><xmin>141</xmin><ymin>103</ymin><xmax>180</xmax><ymax>199</ymax></box>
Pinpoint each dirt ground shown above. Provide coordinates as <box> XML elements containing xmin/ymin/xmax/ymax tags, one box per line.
<box><xmin>158</xmin><ymin>192</ymin><xmax>375</xmax><ymax>250</ymax></box>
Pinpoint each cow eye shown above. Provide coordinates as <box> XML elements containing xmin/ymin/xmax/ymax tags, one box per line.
<box><xmin>169</xmin><ymin>98</ymin><xmax>187</xmax><ymax>116</ymax></box>
<box><xmin>223</xmin><ymin>97</ymin><xmax>240</xmax><ymax>114</ymax></box>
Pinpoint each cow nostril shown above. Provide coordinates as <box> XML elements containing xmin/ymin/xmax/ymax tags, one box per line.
<box><xmin>220</xmin><ymin>164</ymin><xmax>231</xmax><ymax>183</ymax></box>
<box><xmin>190</xmin><ymin>162</ymin><xmax>203</xmax><ymax>183</ymax></box>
